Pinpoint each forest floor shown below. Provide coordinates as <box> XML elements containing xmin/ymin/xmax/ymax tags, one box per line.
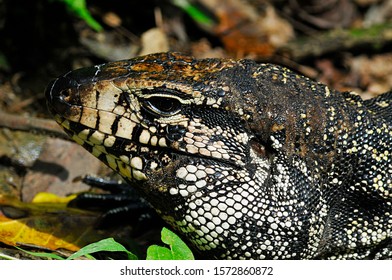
<box><xmin>0</xmin><ymin>0</ymin><xmax>392</xmax><ymax>259</ymax></box>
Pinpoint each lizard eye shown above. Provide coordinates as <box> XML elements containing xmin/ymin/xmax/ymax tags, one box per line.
<box><xmin>142</xmin><ymin>96</ymin><xmax>182</xmax><ymax>117</ymax></box>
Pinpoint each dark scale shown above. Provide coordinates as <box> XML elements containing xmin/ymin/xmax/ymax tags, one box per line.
<box><xmin>46</xmin><ymin>52</ymin><xmax>392</xmax><ymax>259</ymax></box>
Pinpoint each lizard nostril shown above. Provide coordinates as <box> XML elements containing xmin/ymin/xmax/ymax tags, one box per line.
<box><xmin>46</xmin><ymin>76</ymin><xmax>77</xmax><ymax>99</ymax></box>
<box><xmin>60</xmin><ymin>88</ymin><xmax>73</xmax><ymax>103</ymax></box>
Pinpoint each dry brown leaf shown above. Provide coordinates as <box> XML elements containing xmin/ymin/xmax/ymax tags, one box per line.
<box><xmin>199</xmin><ymin>0</ymin><xmax>294</xmax><ymax>57</ymax></box>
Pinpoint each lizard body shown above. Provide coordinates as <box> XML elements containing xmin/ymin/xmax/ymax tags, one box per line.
<box><xmin>46</xmin><ymin>52</ymin><xmax>392</xmax><ymax>259</ymax></box>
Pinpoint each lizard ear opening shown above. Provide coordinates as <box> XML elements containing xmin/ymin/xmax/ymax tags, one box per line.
<box><xmin>249</xmin><ymin>138</ymin><xmax>274</xmax><ymax>159</ymax></box>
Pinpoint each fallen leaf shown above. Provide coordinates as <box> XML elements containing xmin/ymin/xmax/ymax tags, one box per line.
<box><xmin>0</xmin><ymin>194</ymin><xmax>103</xmax><ymax>252</ymax></box>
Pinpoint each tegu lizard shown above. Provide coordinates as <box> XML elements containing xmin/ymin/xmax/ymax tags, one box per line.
<box><xmin>45</xmin><ymin>52</ymin><xmax>392</xmax><ymax>259</ymax></box>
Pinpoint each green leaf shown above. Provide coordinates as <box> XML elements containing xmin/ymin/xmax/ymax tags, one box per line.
<box><xmin>67</xmin><ymin>238</ymin><xmax>138</xmax><ymax>260</ymax></box>
<box><xmin>16</xmin><ymin>247</ymin><xmax>65</xmax><ymax>260</ymax></box>
<box><xmin>0</xmin><ymin>51</ymin><xmax>10</xmax><ymax>71</ymax></box>
<box><xmin>146</xmin><ymin>245</ymin><xmax>173</xmax><ymax>260</ymax></box>
<box><xmin>60</xmin><ymin>0</ymin><xmax>103</xmax><ymax>32</ymax></box>
<box><xmin>146</xmin><ymin>227</ymin><xmax>194</xmax><ymax>260</ymax></box>
<box><xmin>171</xmin><ymin>0</ymin><xmax>214</xmax><ymax>26</ymax></box>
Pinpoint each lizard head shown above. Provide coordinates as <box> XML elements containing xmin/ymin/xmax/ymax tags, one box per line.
<box><xmin>46</xmin><ymin>52</ymin><xmax>267</xmax><ymax>186</ymax></box>
<box><xmin>46</xmin><ymin>52</ymin><xmax>337</xmax><ymax>259</ymax></box>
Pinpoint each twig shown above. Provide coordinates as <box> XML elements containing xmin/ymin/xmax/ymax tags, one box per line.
<box><xmin>0</xmin><ymin>111</ymin><xmax>69</xmax><ymax>140</ymax></box>
<box><xmin>280</xmin><ymin>22</ymin><xmax>392</xmax><ymax>60</ymax></box>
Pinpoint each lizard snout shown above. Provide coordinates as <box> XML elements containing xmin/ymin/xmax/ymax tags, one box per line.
<box><xmin>45</xmin><ymin>76</ymin><xmax>78</xmax><ymax>116</ymax></box>
<box><xmin>45</xmin><ymin>65</ymin><xmax>100</xmax><ymax>116</ymax></box>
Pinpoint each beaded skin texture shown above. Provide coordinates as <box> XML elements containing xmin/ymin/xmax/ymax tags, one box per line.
<box><xmin>46</xmin><ymin>52</ymin><xmax>391</xmax><ymax>259</ymax></box>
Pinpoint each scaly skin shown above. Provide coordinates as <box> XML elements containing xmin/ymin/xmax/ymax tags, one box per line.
<box><xmin>46</xmin><ymin>52</ymin><xmax>392</xmax><ymax>259</ymax></box>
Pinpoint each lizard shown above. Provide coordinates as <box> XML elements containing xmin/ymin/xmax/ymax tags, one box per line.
<box><xmin>45</xmin><ymin>52</ymin><xmax>392</xmax><ymax>259</ymax></box>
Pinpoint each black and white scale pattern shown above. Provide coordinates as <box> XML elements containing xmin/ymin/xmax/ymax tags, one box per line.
<box><xmin>46</xmin><ymin>52</ymin><xmax>392</xmax><ymax>259</ymax></box>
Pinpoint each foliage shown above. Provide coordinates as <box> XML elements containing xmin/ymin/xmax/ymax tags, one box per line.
<box><xmin>55</xmin><ymin>0</ymin><xmax>103</xmax><ymax>31</ymax></box>
<box><xmin>17</xmin><ymin>227</ymin><xmax>194</xmax><ymax>260</ymax></box>
<box><xmin>171</xmin><ymin>0</ymin><xmax>214</xmax><ymax>26</ymax></box>
<box><xmin>146</xmin><ymin>227</ymin><xmax>194</xmax><ymax>260</ymax></box>
<box><xmin>66</xmin><ymin>238</ymin><xmax>138</xmax><ymax>260</ymax></box>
